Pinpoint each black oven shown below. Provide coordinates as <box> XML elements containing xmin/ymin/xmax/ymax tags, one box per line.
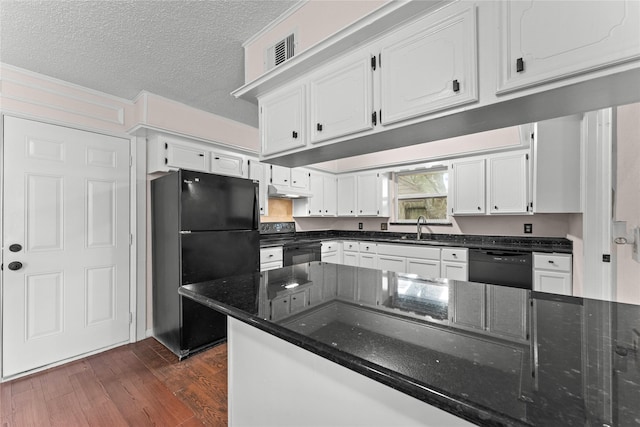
<box><xmin>283</xmin><ymin>242</ymin><xmax>322</xmax><ymax>266</ymax></box>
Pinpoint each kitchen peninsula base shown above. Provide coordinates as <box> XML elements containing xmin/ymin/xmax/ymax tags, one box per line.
<box><xmin>227</xmin><ymin>317</ymin><xmax>473</xmax><ymax>426</ymax></box>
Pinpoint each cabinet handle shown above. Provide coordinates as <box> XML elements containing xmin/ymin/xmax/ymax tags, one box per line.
<box><xmin>516</xmin><ymin>57</ymin><xmax>524</xmax><ymax>72</ymax></box>
<box><xmin>293</xmin><ymin>181</ymin><xmax>297</xmax><ymax>184</ymax></box>
<box><xmin>453</xmin><ymin>79</ymin><xmax>460</xmax><ymax>92</ymax></box>
<box><xmin>350</xmin><ymin>210</ymin><xmax>353</xmax><ymax>213</ymax></box>
<box><xmin>494</xmin><ymin>206</ymin><xmax>498</xmax><ymax>210</ymax></box>
<box><xmin>452</xmin><ymin>253</ymin><xmax>457</xmax><ymax>258</ymax></box>
<box><xmin>360</xmin><ymin>210</ymin><xmax>363</xmax><ymax>213</ymax></box>
<box><xmin>548</xmin><ymin>260</ymin><xmax>555</xmax><ymax>264</ymax></box>
<box><xmin>292</xmin><ymin>131</ymin><xmax>298</xmax><ymax>139</ymax></box>
<box><xmin>268</xmin><ymin>254</ymin><xmax>274</xmax><ymax>258</ymax></box>
<box><xmin>477</xmin><ymin>206</ymin><xmax>481</xmax><ymax>210</ymax></box>
<box><xmin>199</xmin><ymin>154</ymin><xmax>205</xmax><ymax>157</ymax></box>
<box><xmin>317</xmin><ymin>123</ymin><xmax>323</xmax><ymax>131</ymax></box>
<box><xmin>284</xmin><ymin>179</ymin><xmax>288</xmax><ymax>182</ymax></box>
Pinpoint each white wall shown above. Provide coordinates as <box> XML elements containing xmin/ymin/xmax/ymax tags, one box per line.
<box><xmin>615</xmin><ymin>103</ymin><xmax>640</xmax><ymax>305</ymax></box>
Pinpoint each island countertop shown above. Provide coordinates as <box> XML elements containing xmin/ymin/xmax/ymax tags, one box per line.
<box><xmin>179</xmin><ymin>262</ymin><xmax>639</xmax><ymax>426</ymax></box>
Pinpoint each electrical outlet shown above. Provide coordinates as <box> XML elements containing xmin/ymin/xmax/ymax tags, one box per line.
<box><xmin>524</xmin><ymin>223</ymin><xmax>532</xmax><ymax>234</ymax></box>
<box><xmin>381</xmin><ymin>223</ymin><xmax>388</xmax><ymax>231</ymax></box>
<box><xmin>358</xmin><ymin>222</ymin><xmax>363</xmax><ymax>230</ymax></box>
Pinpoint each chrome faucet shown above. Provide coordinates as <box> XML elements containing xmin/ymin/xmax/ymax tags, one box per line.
<box><xmin>416</xmin><ymin>215</ymin><xmax>427</xmax><ymax>240</ymax></box>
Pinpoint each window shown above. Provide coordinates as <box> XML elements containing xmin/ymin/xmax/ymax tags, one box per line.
<box><xmin>395</xmin><ymin>167</ymin><xmax>449</xmax><ymax>223</ymax></box>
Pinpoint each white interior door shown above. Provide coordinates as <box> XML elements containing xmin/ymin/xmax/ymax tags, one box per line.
<box><xmin>2</xmin><ymin>116</ymin><xmax>131</xmax><ymax>378</ymax></box>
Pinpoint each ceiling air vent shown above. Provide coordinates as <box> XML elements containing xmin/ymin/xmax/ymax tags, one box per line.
<box><xmin>266</xmin><ymin>33</ymin><xmax>295</xmax><ymax>71</ymax></box>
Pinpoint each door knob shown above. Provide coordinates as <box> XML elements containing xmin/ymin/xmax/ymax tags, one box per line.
<box><xmin>9</xmin><ymin>244</ymin><xmax>22</xmax><ymax>252</ymax></box>
<box><xmin>8</xmin><ymin>261</ymin><xmax>23</xmax><ymax>271</ymax></box>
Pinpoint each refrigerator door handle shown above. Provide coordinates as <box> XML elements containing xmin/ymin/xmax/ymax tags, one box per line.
<box><xmin>253</xmin><ymin>185</ymin><xmax>259</xmax><ymax>230</ymax></box>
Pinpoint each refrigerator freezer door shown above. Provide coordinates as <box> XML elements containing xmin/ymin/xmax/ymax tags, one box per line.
<box><xmin>180</xmin><ymin>170</ymin><xmax>258</xmax><ymax>231</ymax></box>
<box><xmin>181</xmin><ymin>230</ymin><xmax>260</xmax><ymax>285</ymax></box>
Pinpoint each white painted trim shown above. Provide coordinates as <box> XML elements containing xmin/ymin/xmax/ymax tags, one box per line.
<box><xmin>1</xmin><ymin>63</ymin><xmax>134</xmax><ymax>105</ymax></box>
<box><xmin>1</xmin><ymin>81</ymin><xmax>125</xmax><ymax>125</ymax></box>
<box><xmin>0</xmin><ymin>115</ymin><xmax>5</xmax><ymax>379</ymax></box>
<box><xmin>129</xmin><ymin>123</ymin><xmax>259</xmax><ymax>157</ymax></box>
<box><xmin>134</xmin><ymin>136</ymin><xmax>148</xmax><ymax>341</ymax></box>
<box><xmin>0</xmin><ymin>110</ymin><xmax>132</xmax><ymax>141</ymax></box>
<box><xmin>242</xmin><ymin>0</ymin><xmax>309</xmax><ymax>48</ymax></box>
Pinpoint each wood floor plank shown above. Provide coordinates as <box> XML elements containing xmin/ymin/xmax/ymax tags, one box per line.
<box><xmin>1</xmin><ymin>338</ymin><xmax>229</xmax><ymax>427</ymax></box>
<box><xmin>45</xmin><ymin>392</ymin><xmax>89</xmax><ymax>427</ymax></box>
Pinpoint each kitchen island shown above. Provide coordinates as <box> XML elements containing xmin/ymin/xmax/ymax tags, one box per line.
<box><xmin>179</xmin><ymin>262</ymin><xmax>640</xmax><ymax>426</ymax></box>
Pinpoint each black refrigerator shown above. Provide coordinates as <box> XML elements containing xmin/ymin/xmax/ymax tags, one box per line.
<box><xmin>151</xmin><ymin>169</ymin><xmax>260</xmax><ymax>359</ymax></box>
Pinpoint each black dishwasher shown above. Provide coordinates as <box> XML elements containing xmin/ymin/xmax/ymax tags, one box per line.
<box><xmin>468</xmin><ymin>249</ymin><xmax>532</xmax><ymax>289</ymax></box>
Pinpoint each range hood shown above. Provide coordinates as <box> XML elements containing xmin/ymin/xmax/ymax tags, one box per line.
<box><xmin>267</xmin><ymin>184</ymin><xmax>312</xmax><ymax>199</ymax></box>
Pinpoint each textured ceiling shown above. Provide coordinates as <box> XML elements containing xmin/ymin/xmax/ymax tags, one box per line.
<box><xmin>0</xmin><ymin>0</ymin><xmax>299</xmax><ymax>127</ymax></box>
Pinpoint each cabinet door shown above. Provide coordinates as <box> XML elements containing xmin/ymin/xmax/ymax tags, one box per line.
<box><xmin>487</xmin><ymin>285</ymin><xmax>528</xmax><ymax>341</ymax></box>
<box><xmin>322</xmin><ymin>252</ymin><xmax>339</xmax><ymax>263</ymax></box>
<box><xmin>343</xmin><ymin>251</ymin><xmax>358</xmax><ymax>267</ymax></box>
<box><xmin>211</xmin><ymin>152</ymin><xmax>244</xmax><ymax>178</ymax></box>
<box><xmin>497</xmin><ymin>1</ymin><xmax>640</xmax><ymax>94</ymax></box>
<box><xmin>248</xmin><ymin>160</ymin><xmax>267</xmax><ymax>216</ymax></box>
<box><xmin>309</xmin><ymin>54</ymin><xmax>373</xmax><ymax>143</ymax></box>
<box><xmin>289</xmin><ymin>291</ymin><xmax>307</xmax><ymax>314</ymax></box>
<box><xmin>356</xmin><ymin>173</ymin><xmax>379</xmax><ymax>216</ymax></box>
<box><xmin>337</xmin><ymin>175</ymin><xmax>357</xmax><ymax>216</ymax></box>
<box><xmin>290</xmin><ymin>169</ymin><xmax>309</xmax><ymax>189</ymax></box>
<box><xmin>441</xmin><ymin>261</ymin><xmax>468</xmax><ymax>281</ymax></box>
<box><xmin>406</xmin><ymin>258</ymin><xmax>440</xmax><ymax>279</ymax></box>
<box><xmin>271</xmin><ymin>165</ymin><xmax>291</xmax><ymax>186</ymax></box>
<box><xmin>488</xmin><ymin>152</ymin><xmax>528</xmax><ymax>214</ymax></box>
<box><xmin>260</xmin><ymin>85</ymin><xmax>305</xmax><ymax>155</ymax></box>
<box><xmin>358</xmin><ymin>253</ymin><xmax>377</xmax><ymax>269</ymax></box>
<box><xmin>377</xmin><ymin>255</ymin><xmax>406</xmax><ymax>273</ymax></box>
<box><xmin>323</xmin><ymin>176</ymin><xmax>337</xmax><ymax>216</ymax></box>
<box><xmin>271</xmin><ymin>296</ymin><xmax>290</xmax><ymax>320</ymax></box>
<box><xmin>166</xmin><ymin>143</ymin><xmax>209</xmax><ymax>172</ymax></box>
<box><xmin>380</xmin><ymin>3</ymin><xmax>477</xmax><ymax>125</ymax></box>
<box><xmin>451</xmin><ymin>158</ymin><xmax>485</xmax><ymax>215</ymax></box>
<box><xmin>308</xmin><ymin>173</ymin><xmax>324</xmax><ymax>216</ymax></box>
<box><xmin>534</xmin><ymin>271</ymin><xmax>572</xmax><ymax>296</ymax></box>
<box><xmin>451</xmin><ymin>282</ymin><xmax>485</xmax><ymax>331</ymax></box>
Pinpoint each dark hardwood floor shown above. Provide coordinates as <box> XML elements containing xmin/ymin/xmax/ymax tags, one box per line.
<box><xmin>0</xmin><ymin>338</ymin><xmax>228</xmax><ymax>426</ymax></box>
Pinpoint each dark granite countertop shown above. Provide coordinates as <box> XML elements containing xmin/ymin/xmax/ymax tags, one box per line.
<box><xmin>179</xmin><ymin>262</ymin><xmax>638</xmax><ymax>426</ymax></box>
<box><xmin>260</xmin><ymin>230</ymin><xmax>573</xmax><ymax>254</ymax></box>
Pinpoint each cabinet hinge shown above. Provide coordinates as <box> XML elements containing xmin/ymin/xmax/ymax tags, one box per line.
<box><xmin>372</xmin><ymin>111</ymin><xmax>377</xmax><ymax>126</ymax></box>
<box><xmin>378</xmin><ymin>53</ymin><xmax>381</xmax><ymax>67</ymax></box>
<box><xmin>526</xmin><ymin>153</ymin><xmax>529</xmax><ymax>160</ymax></box>
<box><xmin>130</xmin><ymin>156</ymin><xmax>133</xmax><ymax>167</ymax></box>
<box><xmin>530</xmin><ymin>201</ymin><xmax>533</xmax><ymax>209</ymax></box>
<box><xmin>164</xmin><ymin>143</ymin><xmax>168</xmax><ymax>149</ymax></box>
<box><xmin>129</xmin><ymin>312</ymin><xmax>133</xmax><ymax>324</ymax></box>
<box><xmin>531</xmin><ymin>132</ymin><xmax>534</xmax><ymax>140</ymax></box>
<box><xmin>371</xmin><ymin>55</ymin><xmax>376</xmax><ymax>71</ymax></box>
<box><xmin>130</xmin><ymin>234</ymin><xmax>133</xmax><ymax>246</ymax></box>
<box><xmin>379</xmin><ymin>109</ymin><xmax>382</xmax><ymax>123</ymax></box>
<box><xmin>164</xmin><ymin>158</ymin><xmax>168</xmax><ymax>165</ymax></box>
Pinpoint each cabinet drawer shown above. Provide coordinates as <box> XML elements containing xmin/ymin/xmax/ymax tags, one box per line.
<box><xmin>342</xmin><ymin>241</ymin><xmax>359</xmax><ymax>252</ymax></box>
<box><xmin>358</xmin><ymin>242</ymin><xmax>376</xmax><ymax>253</ymax></box>
<box><xmin>260</xmin><ymin>247</ymin><xmax>283</xmax><ymax>263</ymax></box>
<box><xmin>534</xmin><ymin>253</ymin><xmax>571</xmax><ymax>272</ymax></box>
<box><xmin>441</xmin><ymin>248</ymin><xmax>468</xmax><ymax>262</ymax></box>
<box><xmin>321</xmin><ymin>241</ymin><xmax>339</xmax><ymax>254</ymax></box>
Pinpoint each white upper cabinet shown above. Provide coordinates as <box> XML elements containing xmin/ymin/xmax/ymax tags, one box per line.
<box><xmin>497</xmin><ymin>0</ymin><xmax>640</xmax><ymax>93</ymax></box>
<box><xmin>337</xmin><ymin>175</ymin><xmax>357</xmax><ymax>216</ymax></box>
<box><xmin>488</xmin><ymin>152</ymin><xmax>528</xmax><ymax>214</ymax></box>
<box><xmin>211</xmin><ymin>151</ymin><xmax>244</xmax><ymax>178</ymax></box>
<box><xmin>309</xmin><ymin>53</ymin><xmax>374</xmax><ymax>143</ymax></box>
<box><xmin>323</xmin><ymin>176</ymin><xmax>338</xmax><ymax>216</ymax></box>
<box><xmin>166</xmin><ymin>143</ymin><xmax>209</xmax><ymax>172</ymax></box>
<box><xmin>260</xmin><ymin>84</ymin><xmax>306</xmax><ymax>155</ymax></box>
<box><xmin>290</xmin><ymin>168</ymin><xmax>310</xmax><ymax>189</ymax></box>
<box><xmin>380</xmin><ymin>3</ymin><xmax>478</xmax><ymax>125</ymax></box>
<box><xmin>307</xmin><ymin>173</ymin><xmax>325</xmax><ymax>216</ymax></box>
<box><xmin>356</xmin><ymin>172</ymin><xmax>389</xmax><ymax>217</ymax></box>
<box><xmin>248</xmin><ymin>159</ymin><xmax>268</xmax><ymax>216</ymax></box>
<box><xmin>270</xmin><ymin>164</ymin><xmax>292</xmax><ymax>186</ymax></box>
<box><xmin>451</xmin><ymin>158</ymin><xmax>485</xmax><ymax>215</ymax></box>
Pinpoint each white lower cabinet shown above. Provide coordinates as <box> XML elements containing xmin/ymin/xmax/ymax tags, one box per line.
<box><xmin>406</xmin><ymin>258</ymin><xmax>440</xmax><ymax>279</ymax></box>
<box><xmin>357</xmin><ymin>242</ymin><xmax>377</xmax><ymax>268</ymax></box>
<box><xmin>260</xmin><ymin>247</ymin><xmax>283</xmax><ymax>272</ymax></box>
<box><xmin>376</xmin><ymin>244</ymin><xmax>441</xmax><ymax>278</ymax></box>
<box><xmin>321</xmin><ymin>241</ymin><xmax>341</xmax><ymax>263</ymax></box>
<box><xmin>342</xmin><ymin>241</ymin><xmax>359</xmax><ymax>266</ymax></box>
<box><xmin>440</xmin><ymin>248</ymin><xmax>469</xmax><ymax>281</ymax></box>
<box><xmin>533</xmin><ymin>252</ymin><xmax>572</xmax><ymax>296</ymax></box>
<box><xmin>377</xmin><ymin>254</ymin><xmax>405</xmax><ymax>273</ymax></box>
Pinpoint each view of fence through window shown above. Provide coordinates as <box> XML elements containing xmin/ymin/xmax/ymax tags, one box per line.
<box><xmin>396</xmin><ymin>168</ymin><xmax>448</xmax><ymax>221</ymax></box>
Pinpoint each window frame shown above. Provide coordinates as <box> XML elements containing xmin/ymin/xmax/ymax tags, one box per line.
<box><xmin>393</xmin><ymin>163</ymin><xmax>450</xmax><ymax>224</ymax></box>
